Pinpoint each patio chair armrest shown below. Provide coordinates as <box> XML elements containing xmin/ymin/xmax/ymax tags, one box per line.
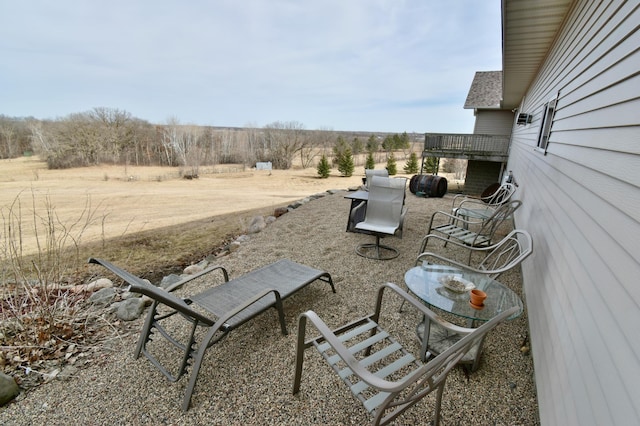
<box><xmin>296</xmin><ymin>309</ymin><xmax>424</xmax><ymax>393</ymax></box>
<box><xmin>419</xmin><ymin>233</ymin><xmax>492</xmax><ymax>258</ymax></box>
<box><xmin>211</xmin><ymin>287</ymin><xmax>285</xmax><ymax>332</ymax></box>
<box><xmin>87</xmin><ymin>258</ymin><xmax>215</xmax><ymax>326</ymax></box>
<box><xmin>451</xmin><ymin>193</ymin><xmax>481</xmax><ymax>209</ymax></box>
<box><xmin>164</xmin><ymin>265</ymin><xmax>230</xmax><ymax>293</ymax></box>
<box><xmin>374</xmin><ymin>283</ymin><xmax>472</xmax><ymax>335</ymax></box>
<box><xmin>456</xmin><ymin>198</ymin><xmax>492</xmax><ymax>210</ymax></box>
<box><xmin>415</xmin><ymin>252</ymin><xmax>484</xmax><ymax>273</ymax></box>
<box><xmin>427</xmin><ymin>209</ymin><xmax>484</xmax><ymax>232</ymax></box>
<box><xmin>349</xmin><ymin>200</ymin><xmax>367</xmax><ymax>222</ymax></box>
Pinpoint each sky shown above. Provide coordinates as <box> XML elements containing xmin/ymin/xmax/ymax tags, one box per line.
<box><xmin>0</xmin><ymin>1</ymin><xmax>502</xmax><ymax>134</ymax></box>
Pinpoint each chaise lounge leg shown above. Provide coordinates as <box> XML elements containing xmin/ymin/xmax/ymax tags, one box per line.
<box><xmin>134</xmin><ymin>301</ymin><xmax>159</xmax><ymax>359</ymax></box>
<box><xmin>181</xmin><ymin>324</ymin><xmax>225</xmax><ymax>411</ymax></box>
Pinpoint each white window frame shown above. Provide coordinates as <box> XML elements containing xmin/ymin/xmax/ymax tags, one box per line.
<box><xmin>536</xmin><ymin>97</ymin><xmax>557</xmax><ymax>153</ymax></box>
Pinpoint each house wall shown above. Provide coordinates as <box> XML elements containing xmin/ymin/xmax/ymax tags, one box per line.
<box><xmin>463</xmin><ymin>110</ymin><xmax>514</xmax><ymax>193</ymax></box>
<box><xmin>473</xmin><ymin>110</ymin><xmax>514</xmax><ymax>135</ymax></box>
<box><xmin>464</xmin><ymin>161</ymin><xmax>503</xmax><ymax>195</ymax></box>
<box><xmin>506</xmin><ymin>1</ymin><xmax>640</xmax><ymax>425</ymax></box>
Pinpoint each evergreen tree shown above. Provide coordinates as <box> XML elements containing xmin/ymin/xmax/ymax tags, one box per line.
<box><xmin>365</xmin><ymin>151</ymin><xmax>375</xmax><ymax>170</ymax></box>
<box><xmin>332</xmin><ymin>135</ymin><xmax>350</xmax><ymax>166</ymax></box>
<box><xmin>317</xmin><ymin>154</ymin><xmax>331</xmax><ymax>178</ymax></box>
<box><xmin>424</xmin><ymin>156</ymin><xmax>439</xmax><ymax>174</ymax></box>
<box><xmin>366</xmin><ymin>134</ymin><xmax>379</xmax><ymax>152</ymax></box>
<box><xmin>386</xmin><ymin>152</ymin><xmax>397</xmax><ymax>175</ymax></box>
<box><xmin>351</xmin><ymin>137</ymin><xmax>364</xmax><ymax>155</ymax></box>
<box><xmin>338</xmin><ymin>147</ymin><xmax>355</xmax><ymax>177</ymax></box>
<box><xmin>398</xmin><ymin>132</ymin><xmax>411</xmax><ymax>150</ymax></box>
<box><xmin>403</xmin><ymin>151</ymin><xmax>419</xmax><ymax>174</ymax></box>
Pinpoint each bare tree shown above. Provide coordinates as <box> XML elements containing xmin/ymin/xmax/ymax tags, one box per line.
<box><xmin>0</xmin><ymin>117</ymin><xmax>16</xmax><ymax>158</ymax></box>
<box><xmin>162</xmin><ymin>118</ymin><xmax>204</xmax><ymax>175</ymax></box>
<box><xmin>28</xmin><ymin>120</ymin><xmax>55</xmax><ymax>158</ymax></box>
<box><xmin>88</xmin><ymin>107</ymin><xmax>134</xmax><ymax>163</ymax></box>
<box><xmin>0</xmin><ymin>115</ymin><xmax>32</xmax><ymax>159</ymax></box>
<box><xmin>263</xmin><ymin>121</ymin><xmax>307</xmax><ymax>169</ymax></box>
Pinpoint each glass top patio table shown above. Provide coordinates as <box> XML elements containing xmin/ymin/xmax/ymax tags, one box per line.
<box><xmin>404</xmin><ymin>264</ymin><xmax>523</xmax><ymax>322</ymax></box>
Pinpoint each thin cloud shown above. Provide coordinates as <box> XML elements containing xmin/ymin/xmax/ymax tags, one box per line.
<box><xmin>0</xmin><ymin>0</ymin><xmax>502</xmax><ymax>132</ymax></box>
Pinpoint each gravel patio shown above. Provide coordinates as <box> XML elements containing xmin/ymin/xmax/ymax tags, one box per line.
<box><xmin>0</xmin><ymin>187</ymin><xmax>539</xmax><ymax>425</ymax></box>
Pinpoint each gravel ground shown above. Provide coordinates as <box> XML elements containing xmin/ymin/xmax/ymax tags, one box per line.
<box><xmin>0</xmin><ymin>189</ymin><xmax>539</xmax><ymax>425</ymax></box>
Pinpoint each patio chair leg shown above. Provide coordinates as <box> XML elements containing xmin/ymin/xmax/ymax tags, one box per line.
<box><xmin>356</xmin><ymin>236</ymin><xmax>399</xmax><ymax>260</ymax></box>
<box><xmin>433</xmin><ymin>381</ymin><xmax>446</xmax><ymax>426</ymax></box>
<box><xmin>292</xmin><ymin>315</ymin><xmax>308</xmax><ymax>394</ymax></box>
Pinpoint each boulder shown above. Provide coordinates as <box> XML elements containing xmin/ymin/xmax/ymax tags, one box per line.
<box><xmin>0</xmin><ymin>372</ymin><xmax>20</xmax><ymax>406</ymax></box>
<box><xmin>160</xmin><ymin>274</ymin><xmax>182</xmax><ymax>289</ymax></box>
<box><xmin>71</xmin><ymin>278</ymin><xmax>113</xmax><ymax>293</ymax></box>
<box><xmin>247</xmin><ymin>216</ymin><xmax>266</xmax><ymax>234</ymax></box>
<box><xmin>273</xmin><ymin>206</ymin><xmax>288</xmax><ymax>217</ymax></box>
<box><xmin>183</xmin><ymin>264</ymin><xmax>203</xmax><ymax>275</ymax></box>
<box><xmin>115</xmin><ymin>298</ymin><xmax>146</xmax><ymax>321</ymax></box>
<box><xmin>88</xmin><ymin>288</ymin><xmax>117</xmax><ymax>306</ymax></box>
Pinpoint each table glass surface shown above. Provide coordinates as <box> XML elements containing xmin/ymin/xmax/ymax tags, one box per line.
<box><xmin>404</xmin><ymin>264</ymin><xmax>523</xmax><ymax>322</ymax></box>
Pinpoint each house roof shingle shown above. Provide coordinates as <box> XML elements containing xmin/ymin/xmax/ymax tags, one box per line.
<box><xmin>464</xmin><ymin>71</ymin><xmax>503</xmax><ymax>109</ymax></box>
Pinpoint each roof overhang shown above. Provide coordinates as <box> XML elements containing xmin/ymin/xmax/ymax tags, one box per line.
<box><xmin>501</xmin><ymin>0</ymin><xmax>573</xmax><ymax>109</ymax></box>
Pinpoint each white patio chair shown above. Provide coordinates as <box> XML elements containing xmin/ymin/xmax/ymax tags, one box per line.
<box><xmin>354</xmin><ymin>176</ymin><xmax>407</xmax><ymax>260</ymax></box>
<box><xmin>451</xmin><ymin>182</ymin><xmax>517</xmax><ymax>222</ymax></box>
<box><xmin>363</xmin><ymin>168</ymin><xmax>389</xmax><ymax>191</ymax></box>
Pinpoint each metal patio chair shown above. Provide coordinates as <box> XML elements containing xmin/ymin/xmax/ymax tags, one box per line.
<box><xmin>451</xmin><ymin>182</ymin><xmax>517</xmax><ymax>222</ymax></box>
<box><xmin>88</xmin><ymin>257</ymin><xmax>335</xmax><ymax>411</ymax></box>
<box><xmin>363</xmin><ymin>168</ymin><xmax>389</xmax><ymax>191</ymax></box>
<box><xmin>422</xmin><ymin>200</ymin><xmax>522</xmax><ymax>262</ymax></box>
<box><xmin>293</xmin><ymin>282</ymin><xmax>518</xmax><ymax>425</ymax></box>
<box><xmin>418</xmin><ymin>229</ymin><xmax>533</xmax><ymax>280</ymax></box>
<box><xmin>411</xmin><ymin>230</ymin><xmax>533</xmax><ymax>370</ymax></box>
<box><xmin>354</xmin><ymin>176</ymin><xmax>408</xmax><ymax>260</ymax></box>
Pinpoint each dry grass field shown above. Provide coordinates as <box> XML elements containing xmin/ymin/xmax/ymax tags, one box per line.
<box><xmin>1</xmin><ymin>155</ymin><xmax>463</xmax><ymax>280</ymax></box>
<box><xmin>0</xmin><ymin>156</ymin><xmax>372</xmax><ymax>278</ymax></box>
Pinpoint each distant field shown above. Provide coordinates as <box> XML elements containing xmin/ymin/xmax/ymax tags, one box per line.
<box><xmin>0</xmin><ymin>156</ymin><xmax>368</xmax><ymax>258</ymax></box>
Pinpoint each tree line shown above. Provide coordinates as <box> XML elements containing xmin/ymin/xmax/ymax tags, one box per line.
<box><xmin>0</xmin><ymin>108</ymin><xmax>424</xmax><ymax>174</ymax></box>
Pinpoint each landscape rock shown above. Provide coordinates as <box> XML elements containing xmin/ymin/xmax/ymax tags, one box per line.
<box><xmin>247</xmin><ymin>216</ymin><xmax>266</xmax><ymax>234</ymax></box>
<box><xmin>183</xmin><ymin>264</ymin><xmax>203</xmax><ymax>275</ymax></box>
<box><xmin>72</xmin><ymin>278</ymin><xmax>113</xmax><ymax>294</ymax></box>
<box><xmin>265</xmin><ymin>215</ymin><xmax>276</xmax><ymax>225</ymax></box>
<box><xmin>57</xmin><ymin>365</ymin><xmax>78</xmax><ymax>381</ymax></box>
<box><xmin>228</xmin><ymin>241</ymin><xmax>241</xmax><ymax>252</ymax></box>
<box><xmin>115</xmin><ymin>298</ymin><xmax>146</xmax><ymax>321</ymax></box>
<box><xmin>273</xmin><ymin>206</ymin><xmax>288</xmax><ymax>217</ymax></box>
<box><xmin>288</xmin><ymin>200</ymin><xmax>304</xmax><ymax>209</ymax></box>
<box><xmin>235</xmin><ymin>235</ymin><xmax>250</xmax><ymax>243</ymax></box>
<box><xmin>160</xmin><ymin>274</ymin><xmax>181</xmax><ymax>289</ymax></box>
<box><xmin>120</xmin><ymin>291</ymin><xmax>138</xmax><ymax>300</ymax></box>
<box><xmin>88</xmin><ymin>288</ymin><xmax>117</xmax><ymax>306</ymax></box>
<box><xmin>0</xmin><ymin>372</ymin><xmax>20</xmax><ymax>406</ymax></box>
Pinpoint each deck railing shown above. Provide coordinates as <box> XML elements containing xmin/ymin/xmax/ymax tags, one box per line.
<box><xmin>423</xmin><ymin>133</ymin><xmax>510</xmax><ymax>160</ymax></box>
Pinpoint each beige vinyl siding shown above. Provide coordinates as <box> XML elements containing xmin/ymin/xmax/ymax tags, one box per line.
<box><xmin>473</xmin><ymin>110</ymin><xmax>514</xmax><ymax>135</ymax></box>
<box><xmin>508</xmin><ymin>0</ymin><xmax>640</xmax><ymax>425</ymax></box>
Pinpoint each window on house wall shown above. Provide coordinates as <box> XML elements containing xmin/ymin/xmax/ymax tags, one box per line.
<box><xmin>537</xmin><ymin>98</ymin><xmax>557</xmax><ymax>151</ymax></box>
